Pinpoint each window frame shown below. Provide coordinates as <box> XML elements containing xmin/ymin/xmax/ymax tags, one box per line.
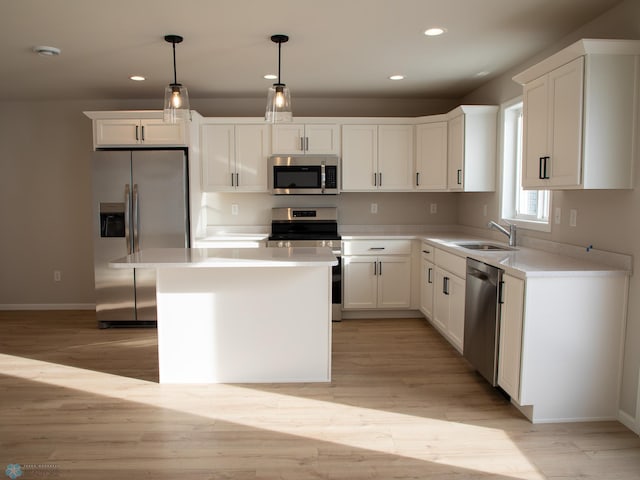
<box><xmin>500</xmin><ymin>97</ymin><xmax>551</xmax><ymax>233</ymax></box>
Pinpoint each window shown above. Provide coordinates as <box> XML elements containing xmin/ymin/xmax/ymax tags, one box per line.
<box><xmin>501</xmin><ymin>99</ymin><xmax>550</xmax><ymax>231</ymax></box>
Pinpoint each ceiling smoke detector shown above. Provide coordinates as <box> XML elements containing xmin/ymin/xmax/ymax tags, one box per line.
<box><xmin>33</xmin><ymin>46</ymin><xmax>61</xmax><ymax>56</ymax></box>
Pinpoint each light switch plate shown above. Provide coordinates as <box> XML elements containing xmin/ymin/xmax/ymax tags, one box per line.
<box><xmin>430</xmin><ymin>203</ymin><xmax>437</xmax><ymax>214</ymax></box>
<box><xmin>569</xmin><ymin>209</ymin><xmax>577</xmax><ymax>227</ymax></box>
<box><xmin>231</xmin><ymin>204</ymin><xmax>239</xmax><ymax>216</ymax></box>
<box><xmin>370</xmin><ymin>203</ymin><xmax>378</xmax><ymax>214</ymax></box>
<box><xmin>554</xmin><ymin>207</ymin><xmax>561</xmax><ymax>224</ymax></box>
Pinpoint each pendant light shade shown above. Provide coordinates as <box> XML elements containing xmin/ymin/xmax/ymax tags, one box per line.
<box><xmin>265</xmin><ymin>34</ymin><xmax>292</xmax><ymax>123</ymax></box>
<box><xmin>163</xmin><ymin>34</ymin><xmax>190</xmax><ymax>123</ymax></box>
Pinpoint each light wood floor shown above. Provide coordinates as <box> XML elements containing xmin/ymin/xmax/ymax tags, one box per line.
<box><xmin>0</xmin><ymin>311</ymin><xmax>639</xmax><ymax>479</ymax></box>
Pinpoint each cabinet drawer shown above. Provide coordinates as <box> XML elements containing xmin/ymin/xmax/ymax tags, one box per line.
<box><xmin>420</xmin><ymin>242</ymin><xmax>435</xmax><ymax>262</ymax></box>
<box><xmin>434</xmin><ymin>249</ymin><xmax>466</xmax><ymax>278</ymax></box>
<box><xmin>343</xmin><ymin>239</ymin><xmax>412</xmax><ymax>256</ymax></box>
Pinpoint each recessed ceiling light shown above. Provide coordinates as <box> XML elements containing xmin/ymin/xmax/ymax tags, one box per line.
<box><xmin>264</xmin><ymin>74</ymin><xmax>277</xmax><ymax>80</ymax></box>
<box><xmin>424</xmin><ymin>27</ymin><xmax>446</xmax><ymax>37</ymax></box>
<box><xmin>475</xmin><ymin>71</ymin><xmax>490</xmax><ymax>77</ymax></box>
<box><xmin>129</xmin><ymin>75</ymin><xmax>146</xmax><ymax>81</ymax></box>
<box><xmin>33</xmin><ymin>45</ymin><xmax>61</xmax><ymax>56</ymax></box>
<box><xmin>389</xmin><ymin>74</ymin><xmax>405</xmax><ymax>81</ymax></box>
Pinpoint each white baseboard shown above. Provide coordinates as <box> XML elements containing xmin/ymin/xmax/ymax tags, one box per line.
<box><xmin>0</xmin><ymin>304</ymin><xmax>95</xmax><ymax>311</ymax></box>
<box><xmin>619</xmin><ymin>409</ymin><xmax>640</xmax><ymax>436</ymax></box>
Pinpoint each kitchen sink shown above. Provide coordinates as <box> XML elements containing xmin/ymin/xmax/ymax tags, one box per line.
<box><xmin>455</xmin><ymin>242</ymin><xmax>516</xmax><ymax>251</ymax></box>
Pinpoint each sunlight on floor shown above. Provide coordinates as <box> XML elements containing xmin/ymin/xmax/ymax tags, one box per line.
<box><xmin>0</xmin><ymin>353</ymin><xmax>546</xmax><ymax>479</ymax></box>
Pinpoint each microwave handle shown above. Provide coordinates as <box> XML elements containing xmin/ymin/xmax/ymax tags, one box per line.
<box><xmin>321</xmin><ymin>162</ymin><xmax>326</xmax><ymax>193</ymax></box>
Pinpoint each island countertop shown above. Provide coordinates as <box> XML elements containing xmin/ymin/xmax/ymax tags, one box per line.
<box><xmin>110</xmin><ymin>247</ymin><xmax>338</xmax><ymax>269</ymax></box>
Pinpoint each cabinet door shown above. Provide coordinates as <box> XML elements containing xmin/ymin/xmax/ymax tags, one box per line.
<box><xmin>447</xmin><ymin>114</ymin><xmax>464</xmax><ymax>191</ymax></box>
<box><xmin>271</xmin><ymin>124</ymin><xmax>306</xmax><ymax>154</ymax></box>
<box><xmin>447</xmin><ymin>273</ymin><xmax>465</xmax><ymax>353</ymax></box>
<box><xmin>416</xmin><ymin>122</ymin><xmax>448</xmax><ymax>191</ymax></box>
<box><xmin>498</xmin><ymin>274</ymin><xmax>525</xmax><ymax>402</ymax></box>
<box><xmin>95</xmin><ymin>119</ymin><xmax>140</xmax><ymax>146</ymax></box>
<box><xmin>522</xmin><ymin>75</ymin><xmax>550</xmax><ymax>188</ymax></box>
<box><xmin>235</xmin><ymin>124</ymin><xmax>270</xmax><ymax>192</ymax></box>
<box><xmin>201</xmin><ymin>124</ymin><xmax>235</xmax><ymax>191</ymax></box>
<box><xmin>547</xmin><ymin>56</ymin><xmax>584</xmax><ymax>187</ymax></box>
<box><xmin>432</xmin><ymin>267</ymin><xmax>450</xmax><ymax>333</ymax></box>
<box><xmin>341</xmin><ymin>125</ymin><xmax>378</xmax><ymax>191</ymax></box>
<box><xmin>305</xmin><ymin>124</ymin><xmax>340</xmax><ymax>154</ymax></box>
<box><xmin>342</xmin><ymin>255</ymin><xmax>378</xmax><ymax>309</ymax></box>
<box><xmin>377</xmin><ymin>256</ymin><xmax>411</xmax><ymax>308</ymax></box>
<box><xmin>420</xmin><ymin>258</ymin><xmax>435</xmax><ymax>318</ymax></box>
<box><xmin>378</xmin><ymin>125</ymin><xmax>414</xmax><ymax>191</ymax></box>
<box><xmin>140</xmin><ymin>119</ymin><xmax>186</xmax><ymax>146</ymax></box>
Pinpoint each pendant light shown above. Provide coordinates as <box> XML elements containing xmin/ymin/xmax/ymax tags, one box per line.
<box><xmin>265</xmin><ymin>34</ymin><xmax>292</xmax><ymax>123</ymax></box>
<box><xmin>163</xmin><ymin>34</ymin><xmax>190</xmax><ymax>123</ymax></box>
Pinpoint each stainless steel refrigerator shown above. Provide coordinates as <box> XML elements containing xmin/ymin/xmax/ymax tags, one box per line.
<box><xmin>91</xmin><ymin>150</ymin><xmax>189</xmax><ymax>328</ymax></box>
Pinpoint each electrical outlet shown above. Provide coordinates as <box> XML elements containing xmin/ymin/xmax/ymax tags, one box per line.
<box><xmin>554</xmin><ymin>207</ymin><xmax>561</xmax><ymax>225</ymax></box>
<box><xmin>370</xmin><ymin>203</ymin><xmax>378</xmax><ymax>214</ymax></box>
<box><xmin>231</xmin><ymin>204</ymin><xmax>239</xmax><ymax>216</ymax></box>
<box><xmin>569</xmin><ymin>209</ymin><xmax>577</xmax><ymax>227</ymax></box>
<box><xmin>53</xmin><ymin>270</ymin><xmax>62</xmax><ymax>282</ymax></box>
<box><xmin>430</xmin><ymin>203</ymin><xmax>437</xmax><ymax>214</ymax></box>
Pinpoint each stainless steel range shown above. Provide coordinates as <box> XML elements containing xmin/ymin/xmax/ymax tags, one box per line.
<box><xmin>267</xmin><ymin>207</ymin><xmax>342</xmax><ymax>321</ymax></box>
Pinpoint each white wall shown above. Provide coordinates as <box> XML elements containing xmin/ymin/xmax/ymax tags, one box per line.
<box><xmin>459</xmin><ymin>0</ymin><xmax>640</xmax><ymax>424</ymax></box>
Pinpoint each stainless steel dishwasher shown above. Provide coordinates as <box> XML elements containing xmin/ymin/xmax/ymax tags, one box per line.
<box><xmin>463</xmin><ymin>258</ymin><xmax>504</xmax><ymax>386</ymax></box>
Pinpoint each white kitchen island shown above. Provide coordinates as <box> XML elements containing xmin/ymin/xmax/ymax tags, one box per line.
<box><xmin>110</xmin><ymin>247</ymin><xmax>337</xmax><ymax>384</ymax></box>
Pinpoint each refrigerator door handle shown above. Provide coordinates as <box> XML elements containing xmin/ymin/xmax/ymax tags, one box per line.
<box><xmin>124</xmin><ymin>184</ymin><xmax>132</xmax><ymax>254</ymax></box>
<box><xmin>132</xmin><ymin>184</ymin><xmax>140</xmax><ymax>253</ymax></box>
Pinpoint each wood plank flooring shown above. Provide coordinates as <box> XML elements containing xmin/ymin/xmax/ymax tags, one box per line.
<box><xmin>0</xmin><ymin>311</ymin><xmax>639</xmax><ymax>479</ymax></box>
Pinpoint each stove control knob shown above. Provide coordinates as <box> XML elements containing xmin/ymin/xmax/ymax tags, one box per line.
<box><xmin>277</xmin><ymin>241</ymin><xmax>285</xmax><ymax>248</ymax></box>
<box><xmin>326</xmin><ymin>240</ymin><xmax>333</xmax><ymax>248</ymax></box>
<box><xmin>285</xmin><ymin>241</ymin><xmax>292</xmax><ymax>248</ymax></box>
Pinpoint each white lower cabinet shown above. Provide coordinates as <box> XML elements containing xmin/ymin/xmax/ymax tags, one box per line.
<box><xmin>343</xmin><ymin>240</ymin><xmax>412</xmax><ymax>310</ymax></box>
<box><xmin>497</xmin><ymin>272</ymin><xmax>628</xmax><ymax>423</ymax></box>
<box><xmin>420</xmin><ymin>248</ymin><xmax>466</xmax><ymax>353</ymax></box>
<box><xmin>497</xmin><ymin>273</ymin><xmax>525</xmax><ymax>401</ymax></box>
<box><xmin>433</xmin><ymin>267</ymin><xmax>465</xmax><ymax>352</ymax></box>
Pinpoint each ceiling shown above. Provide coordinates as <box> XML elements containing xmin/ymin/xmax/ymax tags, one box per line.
<box><xmin>0</xmin><ymin>0</ymin><xmax>624</xmax><ymax>102</ymax></box>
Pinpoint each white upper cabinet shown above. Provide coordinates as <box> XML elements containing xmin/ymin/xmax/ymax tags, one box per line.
<box><xmin>91</xmin><ymin>116</ymin><xmax>187</xmax><ymax>148</ymax></box>
<box><xmin>415</xmin><ymin>121</ymin><xmax>448</xmax><ymax>191</ymax></box>
<box><xmin>341</xmin><ymin>124</ymin><xmax>414</xmax><ymax>191</ymax></box>
<box><xmin>514</xmin><ymin>39</ymin><xmax>640</xmax><ymax>190</ymax></box>
<box><xmin>201</xmin><ymin>123</ymin><xmax>270</xmax><ymax>192</ymax></box>
<box><xmin>447</xmin><ymin>106</ymin><xmax>497</xmax><ymax>192</ymax></box>
<box><xmin>271</xmin><ymin>123</ymin><xmax>339</xmax><ymax>155</ymax></box>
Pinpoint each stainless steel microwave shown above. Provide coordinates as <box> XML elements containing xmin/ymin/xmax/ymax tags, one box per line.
<box><xmin>268</xmin><ymin>155</ymin><xmax>340</xmax><ymax>195</ymax></box>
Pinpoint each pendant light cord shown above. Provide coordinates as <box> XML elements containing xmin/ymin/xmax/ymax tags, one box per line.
<box><xmin>277</xmin><ymin>40</ymin><xmax>282</xmax><ymax>85</ymax></box>
<box><xmin>172</xmin><ymin>41</ymin><xmax>178</xmax><ymax>85</ymax></box>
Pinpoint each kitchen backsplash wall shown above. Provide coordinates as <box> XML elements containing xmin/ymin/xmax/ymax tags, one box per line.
<box><xmin>204</xmin><ymin>192</ymin><xmax>458</xmax><ymax>229</ymax></box>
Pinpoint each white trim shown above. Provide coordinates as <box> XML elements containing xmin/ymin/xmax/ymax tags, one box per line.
<box><xmin>0</xmin><ymin>304</ymin><xmax>94</xmax><ymax>311</ymax></box>
<box><xmin>619</xmin><ymin>409</ymin><xmax>640</xmax><ymax>436</ymax></box>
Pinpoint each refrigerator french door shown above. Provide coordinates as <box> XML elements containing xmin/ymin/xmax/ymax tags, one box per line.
<box><xmin>92</xmin><ymin>149</ymin><xmax>189</xmax><ymax>328</ymax></box>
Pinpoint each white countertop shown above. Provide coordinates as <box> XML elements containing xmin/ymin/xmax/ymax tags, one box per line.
<box><xmin>110</xmin><ymin>247</ymin><xmax>338</xmax><ymax>269</ymax></box>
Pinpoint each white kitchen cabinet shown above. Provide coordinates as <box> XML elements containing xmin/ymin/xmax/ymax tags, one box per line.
<box><xmin>447</xmin><ymin>105</ymin><xmax>497</xmax><ymax>192</ymax></box>
<box><xmin>94</xmin><ymin>118</ymin><xmax>187</xmax><ymax>147</ymax></box>
<box><xmin>341</xmin><ymin>124</ymin><xmax>414</xmax><ymax>191</ymax></box>
<box><xmin>496</xmin><ymin>272</ymin><xmax>628</xmax><ymax>423</ymax></box>
<box><xmin>514</xmin><ymin>39</ymin><xmax>640</xmax><ymax>189</ymax></box>
<box><xmin>419</xmin><ymin>247</ymin><xmax>435</xmax><ymax>318</ymax></box>
<box><xmin>497</xmin><ymin>273</ymin><xmax>524</xmax><ymax>402</ymax></box>
<box><xmin>415</xmin><ymin>121</ymin><xmax>448</xmax><ymax>191</ymax></box>
<box><xmin>343</xmin><ymin>240</ymin><xmax>412</xmax><ymax>310</ymax></box>
<box><xmin>271</xmin><ymin>123</ymin><xmax>339</xmax><ymax>155</ymax></box>
<box><xmin>201</xmin><ymin>123</ymin><xmax>270</xmax><ymax>192</ymax></box>
<box><xmin>433</xmin><ymin>267</ymin><xmax>465</xmax><ymax>352</ymax></box>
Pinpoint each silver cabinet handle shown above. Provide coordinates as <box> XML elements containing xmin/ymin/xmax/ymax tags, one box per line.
<box><xmin>369</xmin><ymin>247</ymin><xmax>385</xmax><ymax>250</ymax></box>
<box><xmin>236</xmin><ymin>173</ymin><xmax>239</xmax><ymax>186</ymax></box>
<box><xmin>141</xmin><ymin>125</ymin><xmax>145</xmax><ymax>142</ymax></box>
<box><xmin>124</xmin><ymin>184</ymin><xmax>132</xmax><ymax>254</ymax></box>
<box><xmin>300</xmin><ymin>137</ymin><xmax>305</xmax><ymax>151</ymax></box>
<box><xmin>379</xmin><ymin>172</ymin><xmax>382</xmax><ymax>186</ymax></box>
<box><xmin>457</xmin><ymin>169</ymin><xmax>462</xmax><ymax>185</ymax></box>
<box><xmin>373</xmin><ymin>172</ymin><xmax>377</xmax><ymax>186</ymax></box>
<box><xmin>132</xmin><ymin>184</ymin><xmax>140</xmax><ymax>253</ymax></box>
<box><xmin>379</xmin><ymin>261</ymin><xmax>382</xmax><ymax>276</ymax></box>
<box><xmin>428</xmin><ymin>267</ymin><xmax>433</xmax><ymax>284</ymax></box>
<box><xmin>416</xmin><ymin>172</ymin><xmax>420</xmax><ymax>186</ymax></box>
<box><xmin>231</xmin><ymin>173</ymin><xmax>235</xmax><ymax>187</ymax></box>
<box><xmin>443</xmin><ymin>276</ymin><xmax>450</xmax><ymax>295</ymax></box>
<box><xmin>135</xmin><ymin>126</ymin><xmax>139</xmax><ymax>142</ymax></box>
<box><xmin>373</xmin><ymin>261</ymin><xmax>377</xmax><ymax>276</ymax></box>
<box><xmin>305</xmin><ymin>136</ymin><xmax>309</xmax><ymax>151</ymax></box>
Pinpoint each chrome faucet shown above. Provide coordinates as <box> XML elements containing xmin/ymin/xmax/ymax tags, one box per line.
<box><xmin>488</xmin><ymin>220</ymin><xmax>517</xmax><ymax>247</ymax></box>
